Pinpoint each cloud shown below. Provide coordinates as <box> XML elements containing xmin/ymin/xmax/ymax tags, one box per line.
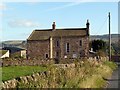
<box><xmin>46</xmin><ymin>0</ymin><xmax>118</xmax><ymax>12</ymax></box>
<box><xmin>0</xmin><ymin>3</ymin><xmax>7</xmax><ymax>10</ymax></box>
<box><xmin>46</xmin><ymin>2</ymin><xmax>82</xmax><ymax>11</ymax></box>
<box><xmin>8</xmin><ymin>20</ymin><xmax>41</xmax><ymax>28</ymax></box>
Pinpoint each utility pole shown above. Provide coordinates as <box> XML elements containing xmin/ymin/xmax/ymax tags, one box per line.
<box><xmin>108</xmin><ymin>12</ymin><xmax>111</xmax><ymax>61</ymax></box>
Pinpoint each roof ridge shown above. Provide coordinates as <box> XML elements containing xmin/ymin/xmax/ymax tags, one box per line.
<box><xmin>35</xmin><ymin>29</ymin><xmax>52</xmax><ymax>31</ymax></box>
<box><xmin>34</xmin><ymin>28</ymin><xmax>87</xmax><ymax>31</ymax></box>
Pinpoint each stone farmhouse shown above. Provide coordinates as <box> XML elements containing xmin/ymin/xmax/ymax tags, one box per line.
<box><xmin>27</xmin><ymin>20</ymin><xmax>90</xmax><ymax>60</ymax></box>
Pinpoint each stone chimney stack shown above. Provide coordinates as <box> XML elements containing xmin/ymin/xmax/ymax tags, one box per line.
<box><xmin>86</xmin><ymin>19</ymin><xmax>90</xmax><ymax>29</ymax></box>
<box><xmin>86</xmin><ymin>19</ymin><xmax>90</xmax><ymax>36</ymax></box>
<box><xmin>52</xmin><ymin>22</ymin><xmax>56</xmax><ymax>31</ymax></box>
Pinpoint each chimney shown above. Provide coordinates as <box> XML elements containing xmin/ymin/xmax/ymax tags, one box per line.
<box><xmin>52</xmin><ymin>22</ymin><xmax>56</xmax><ymax>31</ymax></box>
<box><xmin>86</xmin><ymin>19</ymin><xmax>90</xmax><ymax>36</ymax></box>
<box><xmin>86</xmin><ymin>19</ymin><xmax>90</xmax><ymax>29</ymax></box>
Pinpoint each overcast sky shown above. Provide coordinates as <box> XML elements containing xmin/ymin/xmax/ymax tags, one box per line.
<box><xmin>0</xmin><ymin>0</ymin><xmax>119</xmax><ymax>41</ymax></box>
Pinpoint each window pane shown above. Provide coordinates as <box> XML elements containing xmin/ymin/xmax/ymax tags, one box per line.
<box><xmin>56</xmin><ymin>41</ymin><xmax>59</xmax><ymax>47</ymax></box>
<box><xmin>66</xmin><ymin>43</ymin><xmax>69</xmax><ymax>53</ymax></box>
<box><xmin>80</xmin><ymin>40</ymin><xmax>82</xmax><ymax>46</ymax></box>
<box><xmin>46</xmin><ymin>54</ymin><xmax>48</xmax><ymax>58</ymax></box>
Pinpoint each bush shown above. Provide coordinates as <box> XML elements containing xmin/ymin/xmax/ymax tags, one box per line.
<box><xmin>97</xmin><ymin>50</ymin><xmax>107</xmax><ymax>57</ymax></box>
<box><xmin>103</xmin><ymin>60</ymin><xmax>118</xmax><ymax>70</ymax></box>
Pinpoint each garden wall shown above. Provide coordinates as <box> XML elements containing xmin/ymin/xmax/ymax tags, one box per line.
<box><xmin>111</xmin><ymin>55</ymin><xmax>120</xmax><ymax>62</ymax></box>
<box><xmin>1</xmin><ymin>57</ymin><xmax>109</xmax><ymax>67</ymax></box>
<box><xmin>1</xmin><ymin>57</ymin><xmax>111</xmax><ymax>88</ymax></box>
<box><xmin>1</xmin><ymin>58</ymin><xmax>54</xmax><ymax>67</ymax></box>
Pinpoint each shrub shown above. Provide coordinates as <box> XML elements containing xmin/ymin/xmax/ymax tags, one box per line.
<box><xmin>97</xmin><ymin>50</ymin><xmax>107</xmax><ymax>57</ymax></box>
<box><xmin>103</xmin><ymin>60</ymin><xmax>118</xmax><ymax>70</ymax></box>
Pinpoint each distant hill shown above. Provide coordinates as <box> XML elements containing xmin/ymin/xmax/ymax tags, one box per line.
<box><xmin>1</xmin><ymin>40</ymin><xmax>27</xmax><ymax>49</ymax></box>
<box><xmin>3</xmin><ymin>40</ymin><xmax>24</xmax><ymax>45</ymax></box>
<box><xmin>90</xmin><ymin>34</ymin><xmax>119</xmax><ymax>43</ymax></box>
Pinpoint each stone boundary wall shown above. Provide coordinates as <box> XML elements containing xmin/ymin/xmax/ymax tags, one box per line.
<box><xmin>1</xmin><ymin>59</ymin><xmax>54</xmax><ymax>67</ymax></box>
<box><xmin>1</xmin><ymin>57</ymin><xmax>109</xmax><ymax>88</ymax></box>
<box><xmin>2</xmin><ymin>63</ymin><xmax>76</xmax><ymax>88</ymax></box>
<box><xmin>1</xmin><ymin>57</ymin><xmax>109</xmax><ymax>67</ymax></box>
<box><xmin>58</xmin><ymin>56</ymin><xmax>109</xmax><ymax>64</ymax></box>
<box><xmin>2</xmin><ymin>71</ymin><xmax>48</xmax><ymax>88</ymax></box>
<box><xmin>111</xmin><ymin>55</ymin><xmax>120</xmax><ymax>62</ymax></box>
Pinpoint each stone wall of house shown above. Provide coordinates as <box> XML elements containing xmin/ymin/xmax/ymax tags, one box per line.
<box><xmin>27</xmin><ymin>36</ymin><xmax>89</xmax><ymax>59</ymax></box>
<box><xmin>27</xmin><ymin>40</ymin><xmax>50</xmax><ymax>59</ymax></box>
<box><xmin>53</xmin><ymin>36</ymin><xmax>89</xmax><ymax>59</ymax></box>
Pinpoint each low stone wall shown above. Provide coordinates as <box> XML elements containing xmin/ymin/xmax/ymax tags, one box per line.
<box><xmin>2</xmin><ymin>57</ymin><xmax>109</xmax><ymax>88</ymax></box>
<box><xmin>2</xmin><ymin>71</ymin><xmax>48</xmax><ymax>88</ymax></box>
<box><xmin>111</xmin><ymin>55</ymin><xmax>120</xmax><ymax>62</ymax></box>
<box><xmin>1</xmin><ymin>57</ymin><xmax>109</xmax><ymax>67</ymax></box>
<box><xmin>1</xmin><ymin>58</ymin><xmax>55</xmax><ymax>67</ymax></box>
<box><xmin>58</xmin><ymin>56</ymin><xmax>109</xmax><ymax>64</ymax></box>
<box><xmin>2</xmin><ymin>63</ymin><xmax>75</xmax><ymax>88</ymax></box>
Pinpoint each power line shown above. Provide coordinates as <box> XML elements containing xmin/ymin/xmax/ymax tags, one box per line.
<box><xmin>94</xmin><ymin>16</ymin><xmax>108</xmax><ymax>35</ymax></box>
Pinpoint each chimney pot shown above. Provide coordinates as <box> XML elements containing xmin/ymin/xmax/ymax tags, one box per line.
<box><xmin>86</xmin><ymin>19</ymin><xmax>90</xmax><ymax>29</ymax></box>
<box><xmin>86</xmin><ymin>19</ymin><xmax>90</xmax><ymax>36</ymax></box>
<box><xmin>52</xmin><ymin>22</ymin><xmax>56</xmax><ymax>30</ymax></box>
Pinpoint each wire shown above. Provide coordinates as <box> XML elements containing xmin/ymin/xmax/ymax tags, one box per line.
<box><xmin>93</xmin><ymin>16</ymin><xmax>108</xmax><ymax>35</ymax></box>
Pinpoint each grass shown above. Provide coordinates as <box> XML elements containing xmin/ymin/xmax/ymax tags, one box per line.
<box><xmin>103</xmin><ymin>60</ymin><xmax>118</xmax><ymax>70</ymax></box>
<box><xmin>0</xmin><ymin>50</ymin><xmax>8</xmax><ymax>55</ymax></box>
<box><xmin>2</xmin><ymin>66</ymin><xmax>47</xmax><ymax>81</ymax></box>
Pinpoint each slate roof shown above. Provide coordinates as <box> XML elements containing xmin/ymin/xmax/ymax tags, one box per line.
<box><xmin>27</xmin><ymin>28</ymin><xmax>88</xmax><ymax>40</ymax></box>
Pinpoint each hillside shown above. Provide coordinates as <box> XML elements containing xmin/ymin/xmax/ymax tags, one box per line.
<box><xmin>90</xmin><ymin>34</ymin><xmax>119</xmax><ymax>43</ymax></box>
<box><xmin>1</xmin><ymin>40</ymin><xmax>27</xmax><ymax>49</ymax></box>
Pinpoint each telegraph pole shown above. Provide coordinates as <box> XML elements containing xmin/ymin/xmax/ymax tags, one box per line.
<box><xmin>108</xmin><ymin>12</ymin><xmax>111</xmax><ymax>61</ymax></box>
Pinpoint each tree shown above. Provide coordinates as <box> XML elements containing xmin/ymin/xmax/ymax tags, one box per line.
<box><xmin>90</xmin><ymin>39</ymin><xmax>106</xmax><ymax>52</ymax></box>
<box><xmin>106</xmin><ymin>44</ymin><xmax>115</xmax><ymax>55</ymax></box>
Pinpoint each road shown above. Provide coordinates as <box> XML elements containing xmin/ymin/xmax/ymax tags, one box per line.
<box><xmin>106</xmin><ymin>62</ymin><xmax>120</xmax><ymax>88</ymax></box>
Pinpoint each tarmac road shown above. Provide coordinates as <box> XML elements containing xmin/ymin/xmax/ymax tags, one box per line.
<box><xmin>106</xmin><ymin>62</ymin><xmax>120</xmax><ymax>88</ymax></box>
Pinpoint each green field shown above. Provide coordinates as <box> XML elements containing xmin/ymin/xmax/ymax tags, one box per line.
<box><xmin>2</xmin><ymin>66</ymin><xmax>47</xmax><ymax>81</ymax></box>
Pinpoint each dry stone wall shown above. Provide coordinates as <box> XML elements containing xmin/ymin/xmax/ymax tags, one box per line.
<box><xmin>1</xmin><ymin>56</ymin><xmax>109</xmax><ymax>67</ymax></box>
<box><xmin>1</xmin><ymin>58</ymin><xmax>54</xmax><ymax>67</ymax></box>
<box><xmin>2</xmin><ymin>72</ymin><xmax>47</xmax><ymax>88</ymax></box>
<box><xmin>2</xmin><ymin>57</ymin><xmax>109</xmax><ymax>88</ymax></box>
<box><xmin>2</xmin><ymin>65</ymin><xmax>74</xmax><ymax>88</ymax></box>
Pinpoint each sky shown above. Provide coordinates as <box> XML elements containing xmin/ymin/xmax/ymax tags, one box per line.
<box><xmin>0</xmin><ymin>0</ymin><xmax>119</xmax><ymax>41</ymax></box>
